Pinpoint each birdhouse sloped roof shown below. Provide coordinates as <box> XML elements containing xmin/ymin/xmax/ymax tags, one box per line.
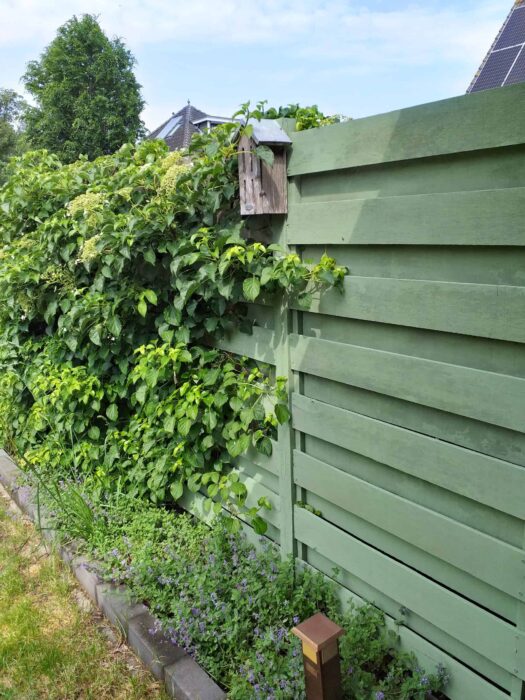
<box><xmin>247</xmin><ymin>119</ymin><xmax>293</xmax><ymax>147</ymax></box>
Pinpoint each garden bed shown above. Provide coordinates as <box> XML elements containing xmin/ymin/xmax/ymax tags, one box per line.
<box><xmin>0</xmin><ymin>449</ymin><xmax>448</xmax><ymax>700</ymax></box>
<box><xmin>0</xmin><ymin>450</ymin><xmax>225</xmax><ymax>700</ymax></box>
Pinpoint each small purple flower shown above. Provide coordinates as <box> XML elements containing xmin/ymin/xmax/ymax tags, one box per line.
<box><xmin>248</xmin><ymin>671</ymin><xmax>255</xmax><ymax>683</ymax></box>
<box><xmin>421</xmin><ymin>676</ymin><xmax>429</xmax><ymax>686</ymax></box>
<box><xmin>191</xmin><ymin>607</ymin><xmax>200</xmax><ymax>616</ymax></box>
<box><xmin>375</xmin><ymin>693</ymin><xmax>385</xmax><ymax>700</ymax></box>
<box><xmin>347</xmin><ymin>666</ymin><xmax>354</xmax><ymax>675</ymax></box>
<box><xmin>293</xmin><ymin>615</ymin><xmax>300</xmax><ymax>625</ymax></box>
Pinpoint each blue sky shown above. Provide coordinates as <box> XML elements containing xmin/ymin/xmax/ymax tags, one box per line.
<box><xmin>0</xmin><ymin>1</ymin><xmax>512</xmax><ymax>131</ymax></box>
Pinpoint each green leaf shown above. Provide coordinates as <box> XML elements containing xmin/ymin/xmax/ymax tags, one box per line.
<box><xmin>135</xmin><ymin>384</ymin><xmax>147</xmax><ymax>404</ymax></box>
<box><xmin>144</xmin><ymin>248</ymin><xmax>156</xmax><ymax>264</ymax></box>
<box><xmin>203</xmin><ymin>368</ymin><xmax>220</xmax><ymax>385</ymax></box>
<box><xmin>106</xmin><ymin>404</ymin><xmax>118</xmax><ymax>421</ymax></box>
<box><xmin>227</xmin><ymin>433</ymin><xmax>250</xmax><ymax>457</ymax></box>
<box><xmin>188</xmin><ymin>474</ymin><xmax>201</xmax><ymax>493</ymax></box>
<box><xmin>144</xmin><ymin>289</ymin><xmax>157</xmax><ymax>305</ymax></box>
<box><xmin>229</xmin><ymin>396</ymin><xmax>243</xmax><ymax>412</ymax></box>
<box><xmin>297</xmin><ymin>293</ymin><xmax>313</xmax><ymax>309</ymax></box>
<box><xmin>252</xmin><ymin>515</ymin><xmax>268</xmax><ymax>535</ymax></box>
<box><xmin>163</xmin><ymin>415</ymin><xmax>176</xmax><ymax>433</ymax></box>
<box><xmin>243</xmin><ymin>277</ymin><xmax>261</xmax><ymax>302</ymax></box>
<box><xmin>170</xmin><ymin>481</ymin><xmax>184</xmax><ymax>501</ymax></box>
<box><xmin>137</xmin><ymin>299</ymin><xmax>147</xmax><ymax>317</ymax></box>
<box><xmin>231</xmin><ymin>481</ymin><xmax>247</xmax><ymax>499</ymax></box>
<box><xmin>205</xmin><ymin>141</ymin><xmax>219</xmax><ymax>157</ymax></box>
<box><xmin>275</xmin><ymin>403</ymin><xmax>290</xmax><ymax>424</ymax></box>
<box><xmin>107</xmin><ymin>315</ymin><xmax>122</xmax><ymax>338</ymax></box>
<box><xmin>255</xmin><ymin>145</ymin><xmax>274</xmax><ymax>167</ymax></box>
<box><xmin>202</xmin><ymin>435</ymin><xmax>214</xmax><ymax>450</ymax></box>
<box><xmin>178</xmin><ymin>417</ymin><xmax>192</xmax><ymax>436</ymax></box>
<box><xmin>258</xmin><ymin>496</ymin><xmax>272</xmax><ymax>510</ymax></box>
<box><xmin>257</xmin><ymin>437</ymin><xmax>273</xmax><ymax>456</ymax></box>
<box><xmin>88</xmin><ymin>326</ymin><xmax>102</xmax><ymax>346</ymax></box>
<box><xmin>214</xmin><ymin>393</ymin><xmax>228</xmax><ymax>408</ymax></box>
<box><xmin>88</xmin><ymin>426</ymin><xmax>100</xmax><ymax>441</ymax></box>
<box><xmin>44</xmin><ymin>300</ymin><xmax>58</xmax><ymax>323</ymax></box>
<box><xmin>260</xmin><ymin>267</ymin><xmax>274</xmax><ymax>286</ymax></box>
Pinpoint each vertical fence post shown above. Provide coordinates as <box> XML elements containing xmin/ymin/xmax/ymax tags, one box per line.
<box><xmin>274</xmin><ymin>283</ymin><xmax>295</xmax><ymax>559</ymax></box>
<box><xmin>272</xmin><ymin>141</ymin><xmax>299</xmax><ymax>559</ymax></box>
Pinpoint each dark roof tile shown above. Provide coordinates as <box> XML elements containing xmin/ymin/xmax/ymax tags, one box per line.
<box><xmin>148</xmin><ymin>103</ymin><xmax>228</xmax><ymax>150</ymax></box>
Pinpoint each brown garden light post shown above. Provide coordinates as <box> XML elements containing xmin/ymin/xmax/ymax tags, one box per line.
<box><xmin>292</xmin><ymin>612</ymin><xmax>345</xmax><ymax>700</ymax></box>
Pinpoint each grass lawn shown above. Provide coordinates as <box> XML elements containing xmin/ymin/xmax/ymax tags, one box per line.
<box><xmin>0</xmin><ymin>487</ymin><xmax>168</xmax><ymax>700</ymax></box>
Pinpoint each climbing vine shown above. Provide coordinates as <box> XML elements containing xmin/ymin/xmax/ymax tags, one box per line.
<box><xmin>0</xmin><ymin>104</ymin><xmax>346</xmax><ymax>531</ymax></box>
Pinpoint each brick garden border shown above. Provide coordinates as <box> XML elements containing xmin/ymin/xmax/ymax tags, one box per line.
<box><xmin>0</xmin><ymin>449</ymin><xmax>225</xmax><ymax>700</ymax></box>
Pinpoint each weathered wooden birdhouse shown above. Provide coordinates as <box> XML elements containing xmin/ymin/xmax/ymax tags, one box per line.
<box><xmin>238</xmin><ymin>119</ymin><xmax>292</xmax><ymax>216</ymax></box>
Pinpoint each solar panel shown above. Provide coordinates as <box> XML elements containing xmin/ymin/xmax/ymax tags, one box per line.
<box><xmin>494</xmin><ymin>5</ymin><xmax>525</xmax><ymax>49</ymax></box>
<box><xmin>468</xmin><ymin>2</ymin><xmax>525</xmax><ymax>92</ymax></box>
<box><xmin>471</xmin><ymin>46</ymin><xmax>521</xmax><ymax>91</ymax></box>
<box><xmin>157</xmin><ymin>116</ymin><xmax>181</xmax><ymax>140</ymax></box>
<box><xmin>505</xmin><ymin>45</ymin><xmax>525</xmax><ymax>83</ymax></box>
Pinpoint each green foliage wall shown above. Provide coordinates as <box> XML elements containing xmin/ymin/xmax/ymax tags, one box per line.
<box><xmin>0</xmin><ymin>117</ymin><xmax>344</xmax><ymax>532</ymax></box>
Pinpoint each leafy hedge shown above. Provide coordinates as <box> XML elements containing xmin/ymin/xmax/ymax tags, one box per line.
<box><xmin>0</xmin><ymin>109</ymin><xmax>345</xmax><ymax>530</ymax></box>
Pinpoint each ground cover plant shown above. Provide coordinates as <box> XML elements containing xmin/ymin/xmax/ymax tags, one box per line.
<box><xmin>0</xmin><ymin>488</ymin><xmax>168</xmax><ymax>700</ymax></box>
<box><xmin>45</xmin><ymin>486</ymin><xmax>448</xmax><ymax>699</ymax></box>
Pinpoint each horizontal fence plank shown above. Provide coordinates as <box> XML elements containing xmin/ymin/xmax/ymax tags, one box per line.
<box><xmin>292</xmin><ymin>394</ymin><xmax>525</xmax><ymax>519</ymax></box>
<box><xmin>294</xmin><ymin>507</ymin><xmax>525</xmax><ymax>678</ymax></box>
<box><xmin>286</xmin><ymin>187</ymin><xmax>525</xmax><ymax>245</ymax></box>
<box><xmin>215</xmin><ymin>326</ymin><xmax>276</xmax><ymax>363</ymax></box>
<box><xmin>305</xmin><ymin>545</ymin><xmax>514</xmax><ymax>695</ymax></box>
<box><xmin>294</xmin><ymin>451</ymin><xmax>523</xmax><ymax>599</ymax></box>
<box><xmin>298</xmin><ymin>145</ymin><xmax>525</xmax><ymax>203</ymax></box>
<box><xmin>288</xmin><ymin>83</ymin><xmax>525</xmax><ymax>175</ymax></box>
<box><xmin>305</xmin><ymin>487</ymin><xmax>515</xmax><ymax>621</ymax></box>
<box><xmin>296</xmin><ymin>558</ymin><xmax>510</xmax><ymax>700</ymax></box>
<box><xmin>237</xmin><ymin>441</ymin><xmax>279</xmax><ymax>477</ymax></box>
<box><xmin>235</xmin><ymin>455</ymin><xmax>279</xmax><ymax>493</ymax></box>
<box><xmin>303</xmin><ymin>372</ymin><xmax>525</xmax><ymax>469</ymax></box>
<box><xmin>299</xmin><ymin>276</ymin><xmax>525</xmax><ymax>343</ymax></box>
<box><xmin>290</xmin><ymin>335</ymin><xmax>525</xmax><ymax>433</ymax></box>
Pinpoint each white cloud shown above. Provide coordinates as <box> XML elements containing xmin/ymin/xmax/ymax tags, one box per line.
<box><xmin>0</xmin><ymin>0</ymin><xmax>510</xmax><ymax>125</ymax></box>
<box><xmin>0</xmin><ymin>0</ymin><xmax>507</xmax><ymax>70</ymax></box>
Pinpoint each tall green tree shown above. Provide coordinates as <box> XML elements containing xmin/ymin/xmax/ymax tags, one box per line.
<box><xmin>23</xmin><ymin>15</ymin><xmax>145</xmax><ymax>163</ymax></box>
<box><xmin>0</xmin><ymin>89</ymin><xmax>27</xmax><ymax>181</ymax></box>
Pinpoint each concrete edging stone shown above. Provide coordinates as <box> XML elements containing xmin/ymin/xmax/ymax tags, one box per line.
<box><xmin>0</xmin><ymin>449</ymin><xmax>226</xmax><ymax>700</ymax></box>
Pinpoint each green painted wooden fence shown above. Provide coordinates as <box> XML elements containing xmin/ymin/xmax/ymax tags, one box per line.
<box><xmin>189</xmin><ymin>83</ymin><xmax>525</xmax><ymax>700</ymax></box>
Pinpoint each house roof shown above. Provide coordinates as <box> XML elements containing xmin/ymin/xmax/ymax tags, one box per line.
<box><xmin>148</xmin><ymin>103</ymin><xmax>232</xmax><ymax>150</ymax></box>
<box><xmin>468</xmin><ymin>0</ymin><xmax>525</xmax><ymax>92</ymax></box>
